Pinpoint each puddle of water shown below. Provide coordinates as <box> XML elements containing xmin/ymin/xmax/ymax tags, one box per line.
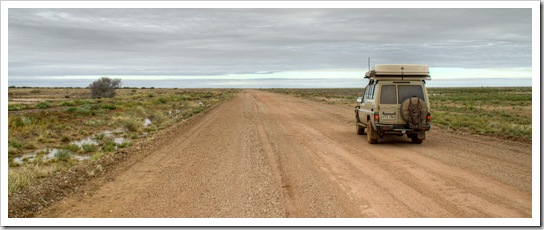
<box><xmin>13</xmin><ymin>148</ymin><xmax>90</xmax><ymax>164</ymax></box>
<box><xmin>13</xmin><ymin>153</ymin><xmax>38</xmax><ymax>164</ymax></box>
<box><xmin>45</xmin><ymin>149</ymin><xmax>57</xmax><ymax>159</ymax></box>
<box><xmin>114</xmin><ymin>137</ymin><xmax>125</xmax><ymax>145</ymax></box>
<box><xmin>143</xmin><ymin>118</ymin><xmax>152</xmax><ymax>127</ymax></box>
<box><xmin>102</xmin><ymin>129</ymin><xmax>124</xmax><ymax>137</ymax></box>
<box><xmin>12</xmin><ymin>129</ymin><xmax>129</xmax><ymax>165</ymax></box>
<box><xmin>72</xmin><ymin>137</ymin><xmax>98</xmax><ymax>147</ymax></box>
<box><xmin>74</xmin><ymin>154</ymin><xmax>91</xmax><ymax>161</ymax></box>
<box><xmin>102</xmin><ymin>130</ymin><xmax>127</xmax><ymax>145</ymax></box>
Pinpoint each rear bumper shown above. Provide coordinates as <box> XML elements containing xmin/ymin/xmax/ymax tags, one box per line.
<box><xmin>375</xmin><ymin>123</ymin><xmax>431</xmax><ymax>133</ymax></box>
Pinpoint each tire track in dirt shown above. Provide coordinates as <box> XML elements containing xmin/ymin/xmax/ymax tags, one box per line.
<box><xmin>250</xmin><ymin>90</ymin><xmax>531</xmax><ymax>217</ymax></box>
<box><xmin>38</xmin><ymin>90</ymin><xmax>532</xmax><ymax>218</ymax></box>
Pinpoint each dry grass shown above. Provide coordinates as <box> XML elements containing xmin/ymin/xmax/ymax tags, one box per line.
<box><xmin>8</xmin><ymin>87</ymin><xmax>239</xmax><ymax>195</ymax></box>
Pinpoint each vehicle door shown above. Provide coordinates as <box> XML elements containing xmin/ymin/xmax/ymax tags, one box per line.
<box><xmin>359</xmin><ymin>82</ymin><xmax>376</xmax><ymax>122</ymax></box>
<box><xmin>379</xmin><ymin>84</ymin><xmax>400</xmax><ymax>124</ymax></box>
<box><xmin>397</xmin><ymin>84</ymin><xmax>425</xmax><ymax>123</ymax></box>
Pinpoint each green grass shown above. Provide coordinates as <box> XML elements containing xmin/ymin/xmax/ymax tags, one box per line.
<box><xmin>9</xmin><ymin>140</ymin><xmax>24</xmax><ymax>148</ymax></box>
<box><xmin>54</xmin><ymin>149</ymin><xmax>73</xmax><ymax>162</ymax></box>
<box><xmin>81</xmin><ymin>144</ymin><xmax>98</xmax><ymax>153</ymax></box>
<box><xmin>36</xmin><ymin>102</ymin><xmax>50</xmax><ymax>109</ymax></box>
<box><xmin>101</xmin><ymin>139</ymin><xmax>116</xmax><ymax>152</ymax></box>
<box><xmin>117</xmin><ymin>141</ymin><xmax>132</xmax><ymax>149</ymax></box>
<box><xmin>428</xmin><ymin>87</ymin><xmax>531</xmax><ymax>140</ymax></box>
<box><xmin>8</xmin><ymin>104</ymin><xmax>27</xmax><ymax>111</ymax></box>
<box><xmin>101</xmin><ymin>104</ymin><xmax>117</xmax><ymax>110</ymax></box>
<box><xmin>63</xmin><ymin>143</ymin><xmax>81</xmax><ymax>153</ymax></box>
<box><xmin>61</xmin><ymin>101</ymin><xmax>74</xmax><ymax>106</ymax></box>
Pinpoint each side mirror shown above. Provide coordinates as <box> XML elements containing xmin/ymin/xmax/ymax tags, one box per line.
<box><xmin>356</xmin><ymin>97</ymin><xmax>362</xmax><ymax>103</ymax></box>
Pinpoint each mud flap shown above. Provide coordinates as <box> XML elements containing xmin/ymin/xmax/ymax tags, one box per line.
<box><xmin>417</xmin><ymin>131</ymin><xmax>426</xmax><ymax>140</ymax></box>
<box><xmin>369</xmin><ymin>124</ymin><xmax>379</xmax><ymax>140</ymax></box>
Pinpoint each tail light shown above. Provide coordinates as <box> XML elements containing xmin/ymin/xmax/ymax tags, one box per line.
<box><xmin>426</xmin><ymin>113</ymin><xmax>431</xmax><ymax>122</ymax></box>
<box><xmin>374</xmin><ymin>113</ymin><xmax>379</xmax><ymax>123</ymax></box>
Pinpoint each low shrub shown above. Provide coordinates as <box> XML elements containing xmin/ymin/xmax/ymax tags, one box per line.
<box><xmin>63</xmin><ymin>143</ymin><xmax>81</xmax><ymax>152</ymax></box>
<box><xmin>61</xmin><ymin>101</ymin><xmax>75</xmax><ymax>106</ymax></box>
<box><xmin>102</xmin><ymin>104</ymin><xmax>117</xmax><ymax>110</ymax></box>
<box><xmin>94</xmin><ymin>133</ymin><xmax>106</xmax><ymax>140</ymax></box>
<box><xmin>54</xmin><ymin>149</ymin><xmax>72</xmax><ymax>162</ymax></box>
<box><xmin>9</xmin><ymin>116</ymin><xmax>32</xmax><ymax>128</ymax></box>
<box><xmin>9</xmin><ymin>140</ymin><xmax>24</xmax><ymax>148</ymax></box>
<box><xmin>82</xmin><ymin>144</ymin><xmax>98</xmax><ymax>153</ymax></box>
<box><xmin>123</xmin><ymin>119</ymin><xmax>140</xmax><ymax>132</ymax></box>
<box><xmin>117</xmin><ymin>141</ymin><xmax>131</xmax><ymax>148</ymax></box>
<box><xmin>8</xmin><ymin>104</ymin><xmax>26</xmax><ymax>111</ymax></box>
<box><xmin>102</xmin><ymin>140</ymin><xmax>116</xmax><ymax>152</ymax></box>
<box><xmin>22</xmin><ymin>143</ymin><xmax>36</xmax><ymax>150</ymax></box>
<box><xmin>65</xmin><ymin>107</ymin><xmax>77</xmax><ymax>113</ymax></box>
<box><xmin>156</xmin><ymin>98</ymin><xmax>167</xmax><ymax>104</ymax></box>
<box><xmin>36</xmin><ymin>102</ymin><xmax>50</xmax><ymax>109</ymax></box>
<box><xmin>60</xmin><ymin>136</ymin><xmax>71</xmax><ymax>143</ymax></box>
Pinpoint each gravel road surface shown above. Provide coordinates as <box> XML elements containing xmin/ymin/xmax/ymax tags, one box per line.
<box><xmin>39</xmin><ymin>90</ymin><xmax>532</xmax><ymax>218</ymax></box>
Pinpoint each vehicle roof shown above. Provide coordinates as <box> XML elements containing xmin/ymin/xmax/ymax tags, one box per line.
<box><xmin>365</xmin><ymin>64</ymin><xmax>431</xmax><ymax>80</ymax></box>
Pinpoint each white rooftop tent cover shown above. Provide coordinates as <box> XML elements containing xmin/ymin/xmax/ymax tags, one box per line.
<box><xmin>365</xmin><ymin>64</ymin><xmax>431</xmax><ymax>80</ymax></box>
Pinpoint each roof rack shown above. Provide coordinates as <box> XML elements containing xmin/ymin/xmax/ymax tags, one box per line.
<box><xmin>365</xmin><ymin>64</ymin><xmax>431</xmax><ymax>80</ymax></box>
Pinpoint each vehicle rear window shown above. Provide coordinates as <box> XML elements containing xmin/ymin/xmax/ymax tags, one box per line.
<box><xmin>380</xmin><ymin>85</ymin><xmax>397</xmax><ymax>104</ymax></box>
<box><xmin>398</xmin><ymin>85</ymin><xmax>424</xmax><ymax>103</ymax></box>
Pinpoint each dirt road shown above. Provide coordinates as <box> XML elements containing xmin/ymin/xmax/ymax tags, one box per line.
<box><xmin>39</xmin><ymin>90</ymin><xmax>532</xmax><ymax>218</ymax></box>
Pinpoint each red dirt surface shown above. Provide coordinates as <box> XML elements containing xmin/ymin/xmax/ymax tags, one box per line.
<box><xmin>36</xmin><ymin>90</ymin><xmax>532</xmax><ymax>218</ymax></box>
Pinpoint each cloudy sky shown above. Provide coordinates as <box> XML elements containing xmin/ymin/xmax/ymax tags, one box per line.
<box><xmin>7</xmin><ymin>6</ymin><xmax>533</xmax><ymax>87</ymax></box>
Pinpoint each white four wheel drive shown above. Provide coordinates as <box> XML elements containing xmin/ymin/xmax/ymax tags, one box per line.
<box><xmin>355</xmin><ymin>64</ymin><xmax>432</xmax><ymax>144</ymax></box>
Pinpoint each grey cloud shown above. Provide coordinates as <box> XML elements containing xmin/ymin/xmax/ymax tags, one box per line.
<box><xmin>8</xmin><ymin>8</ymin><xmax>532</xmax><ymax>78</ymax></box>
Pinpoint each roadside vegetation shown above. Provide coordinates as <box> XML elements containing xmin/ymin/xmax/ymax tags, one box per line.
<box><xmin>429</xmin><ymin>87</ymin><xmax>531</xmax><ymax>141</ymax></box>
<box><xmin>8</xmin><ymin>87</ymin><xmax>238</xmax><ymax>197</ymax></box>
<box><xmin>88</xmin><ymin>77</ymin><xmax>122</xmax><ymax>98</ymax></box>
<box><xmin>263</xmin><ymin>87</ymin><xmax>532</xmax><ymax>142</ymax></box>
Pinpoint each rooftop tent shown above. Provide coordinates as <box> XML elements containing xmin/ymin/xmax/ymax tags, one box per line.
<box><xmin>365</xmin><ymin>64</ymin><xmax>431</xmax><ymax>80</ymax></box>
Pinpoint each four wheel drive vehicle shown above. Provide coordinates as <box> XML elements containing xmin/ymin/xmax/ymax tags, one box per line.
<box><xmin>355</xmin><ymin>64</ymin><xmax>431</xmax><ymax>144</ymax></box>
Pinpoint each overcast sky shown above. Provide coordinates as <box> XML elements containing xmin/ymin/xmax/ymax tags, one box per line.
<box><xmin>7</xmin><ymin>7</ymin><xmax>533</xmax><ymax>87</ymax></box>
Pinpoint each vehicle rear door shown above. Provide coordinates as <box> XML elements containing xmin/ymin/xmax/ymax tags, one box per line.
<box><xmin>397</xmin><ymin>84</ymin><xmax>425</xmax><ymax>123</ymax></box>
<box><xmin>379</xmin><ymin>84</ymin><xmax>401</xmax><ymax>124</ymax></box>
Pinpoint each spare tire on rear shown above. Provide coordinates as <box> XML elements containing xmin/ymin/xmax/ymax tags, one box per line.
<box><xmin>400</xmin><ymin>97</ymin><xmax>428</xmax><ymax>128</ymax></box>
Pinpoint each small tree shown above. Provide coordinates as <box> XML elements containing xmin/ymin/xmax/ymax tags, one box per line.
<box><xmin>89</xmin><ymin>77</ymin><xmax>122</xmax><ymax>98</ymax></box>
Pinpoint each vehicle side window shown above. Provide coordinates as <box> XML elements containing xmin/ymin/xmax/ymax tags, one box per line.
<box><xmin>398</xmin><ymin>85</ymin><xmax>424</xmax><ymax>103</ymax></box>
<box><xmin>363</xmin><ymin>84</ymin><xmax>376</xmax><ymax>102</ymax></box>
<box><xmin>380</xmin><ymin>85</ymin><xmax>397</xmax><ymax>104</ymax></box>
<box><xmin>362</xmin><ymin>85</ymin><xmax>369</xmax><ymax>102</ymax></box>
<box><xmin>369</xmin><ymin>84</ymin><xmax>376</xmax><ymax>99</ymax></box>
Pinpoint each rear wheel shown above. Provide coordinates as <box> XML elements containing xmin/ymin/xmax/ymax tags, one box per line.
<box><xmin>367</xmin><ymin>120</ymin><xmax>378</xmax><ymax>144</ymax></box>
<box><xmin>410</xmin><ymin>134</ymin><xmax>423</xmax><ymax>144</ymax></box>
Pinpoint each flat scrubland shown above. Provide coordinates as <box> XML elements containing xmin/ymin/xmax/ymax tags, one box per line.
<box><xmin>263</xmin><ymin>87</ymin><xmax>532</xmax><ymax>143</ymax></box>
<box><xmin>7</xmin><ymin>87</ymin><xmax>239</xmax><ymax>197</ymax></box>
<box><xmin>8</xmin><ymin>88</ymin><xmax>532</xmax><ymax>218</ymax></box>
<box><xmin>33</xmin><ymin>90</ymin><xmax>532</xmax><ymax>218</ymax></box>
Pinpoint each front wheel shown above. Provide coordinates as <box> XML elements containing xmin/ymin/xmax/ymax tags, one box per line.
<box><xmin>367</xmin><ymin>120</ymin><xmax>378</xmax><ymax>144</ymax></box>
